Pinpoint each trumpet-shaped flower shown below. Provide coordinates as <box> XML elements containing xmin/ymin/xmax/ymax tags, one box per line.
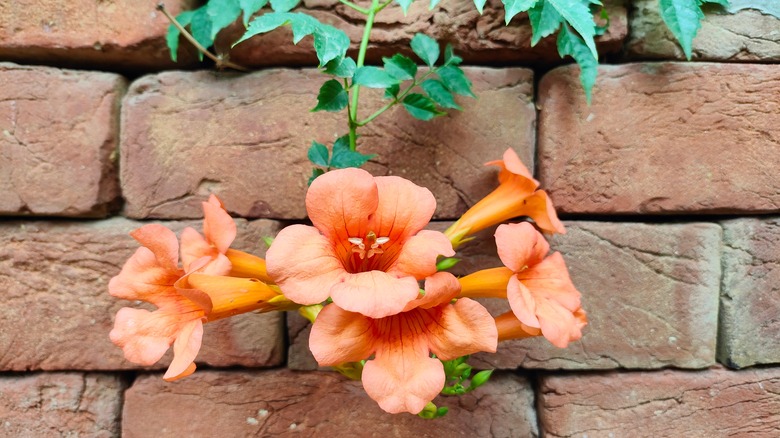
<box><xmin>266</xmin><ymin>168</ymin><xmax>455</xmax><ymax>318</ymax></box>
<box><xmin>445</xmin><ymin>148</ymin><xmax>565</xmax><ymax>248</ymax></box>
<box><xmin>459</xmin><ymin>222</ymin><xmax>586</xmax><ymax>348</ymax></box>
<box><xmin>309</xmin><ymin>272</ymin><xmax>498</xmax><ymax>414</ymax></box>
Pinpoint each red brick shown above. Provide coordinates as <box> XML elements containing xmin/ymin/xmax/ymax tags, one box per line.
<box><xmin>0</xmin><ymin>63</ymin><xmax>124</xmax><ymax>217</ymax></box>
<box><xmin>539</xmin><ymin>367</ymin><xmax>780</xmax><ymax>437</ymax></box>
<box><xmin>719</xmin><ymin>218</ymin><xmax>780</xmax><ymax>369</ymax></box>
<box><xmin>627</xmin><ymin>0</ymin><xmax>780</xmax><ymax>61</ymax></box>
<box><xmin>538</xmin><ymin>63</ymin><xmax>780</xmax><ymax>215</ymax></box>
<box><xmin>0</xmin><ymin>1</ymin><xmax>197</xmax><ymax>70</ymax></box>
<box><xmin>120</xmin><ymin>67</ymin><xmax>534</xmax><ymax>219</ymax></box>
<box><xmin>225</xmin><ymin>0</ymin><xmax>626</xmax><ymax>67</ymax></box>
<box><xmin>0</xmin><ymin>373</ymin><xmax>123</xmax><ymax>437</ymax></box>
<box><xmin>123</xmin><ymin>370</ymin><xmax>538</xmax><ymax>437</ymax></box>
<box><xmin>0</xmin><ymin>218</ymin><xmax>284</xmax><ymax>371</ymax></box>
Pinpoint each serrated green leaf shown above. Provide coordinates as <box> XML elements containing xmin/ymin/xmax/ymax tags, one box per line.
<box><xmin>308</xmin><ymin>168</ymin><xmax>325</xmax><ymax>186</ymax></box>
<box><xmin>438</xmin><ymin>66</ymin><xmax>475</xmax><ymax>97</ymax></box>
<box><xmin>383</xmin><ymin>54</ymin><xmax>418</xmax><ymax>81</ymax></box>
<box><xmin>421</xmin><ymin>79</ymin><xmax>461</xmax><ymax>110</ymax></box>
<box><xmin>703</xmin><ymin>0</ymin><xmax>728</xmax><ymax>6</ymax></box>
<box><xmin>384</xmin><ymin>83</ymin><xmax>401</xmax><ymax>99</ymax></box>
<box><xmin>403</xmin><ymin>94</ymin><xmax>445</xmax><ymax>121</ymax></box>
<box><xmin>288</xmin><ymin>13</ymin><xmax>319</xmax><ymax>43</ymax></box>
<box><xmin>411</xmin><ymin>33</ymin><xmax>440</xmax><ymax>67</ymax></box>
<box><xmin>237</xmin><ymin>12</ymin><xmax>291</xmax><ymax>45</ymax></box>
<box><xmin>312</xmin><ymin>79</ymin><xmax>348</xmax><ymax>112</ymax></box>
<box><xmin>190</xmin><ymin>8</ymin><xmax>215</xmax><ymax>61</ymax></box>
<box><xmin>557</xmin><ymin>24</ymin><xmax>598</xmax><ymax>104</ymax></box>
<box><xmin>503</xmin><ymin>0</ymin><xmax>538</xmax><ymax>24</ymax></box>
<box><xmin>473</xmin><ymin>0</ymin><xmax>488</xmax><ymax>13</ymax></box>
<box><xmin>313</xmin><ymin>24</ymin><xmax>351</xmax><ymax>66</ymax></box>
<box><xmin>207</xmin><ymin>0</ymin><xmax>242</xmax><ymax>39</ymax></box>
<box><xmin>166</xmin><ymin>10</ymin><xmax>195</xmax><ymax>62</ymax></box>
<box><xmin>528</xmin><ymin>1</ymin><xmax>563</xmax><ymax>46</ymax></box>
<box><xmin>239</xmin><ymin>0</ymin><xmax>269</xmax><ymax>26</ymax></box>
<box><xmin>353</xmin><ymin>66</ymin><xmax>399</xmax><ymax>88</ymax></box>
<box><xmin>659</xmin><ymin>0</ymin><xmax>704</xmax><ymax>60</ymax></box>
<box><xmin>395</xmin><ymin>0</ymin><xmax>414</xmax><ymax>14</ymax></box>
<box><xmin>324</xmin><ymin>57</ymin><xmax>357</xmax><ymax>78</ymax></box>
<box><xmin>430</xmin><ymin>0</ymin><xmax>443</xmax><ymax>8</ymax></box>
<box><xmin>270</xmin><ymin>0</ymin><xmax>300</xmax><ymax>12</ymax></box>
<box><xmin>443</xmin><ymin>44</ymin><xmax>463</xmax><ymax>65</ymax></box>
<box><xmin>308</xmin><ymin>141</ymin><xmax>330</xmax><ymax>166</ymax></box>
<box><xmin>547</xmin><ymin>0</ymin><xmax>598</xmax><ymax>59</ymax></box>
<box><xmin>331</xmin><ymin>135</ymin><xmax>375</xmax><ymax>168</ymax></box>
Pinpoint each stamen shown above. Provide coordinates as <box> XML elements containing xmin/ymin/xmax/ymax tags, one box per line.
<box><xmin>348</xmin><ymin>232</ymin><xmax>390</xmax><ymax>260</ymax></box>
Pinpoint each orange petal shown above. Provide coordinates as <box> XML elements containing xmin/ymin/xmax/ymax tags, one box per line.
<box><xmin>129</xmin><ymin>224</ymin><xmax>180</xmax><ymax>272</ymax></box>
<box><xmin>362</xmin><ymin>316</ymin><xmax>445</xmax><ymax>414</ymax></box>
<box><xmin>389</xmin><ymin>230</ymin><xmax>454</xmax><ymax>280</ymax></box>
<box><xmin>188</xmin><ymin>274</ymin><xmax>279</xmax><ymax>321</ymax></box>
<box><xmin>426</xmin><ymin>298</ymin><xmax>497</xmax><ymax>360</ymax></box>
<box><xmin>309</xmin><ymin>304</ymin><xmax>375</xmax><ymax>366</ymax></box>
<box><xmin>163</xmin><ymin>318</ymin><xmax>204</xmax><ymax>381</ymax></box>
<box><xmin>521</xmin><ymin>190</ymin><xmax>566</xmax><ymax>235</ymax></box>
<box><xmin>495</xmin><ymin>311</ymin><xmax>541</xmax><ymax>342</ymax></box>
<box><xmin>305</xmin><ymin>168</ymin><xmax>377</xmax><ymax>244</ymax></box>
<box><xmin>371</xmin><ymin>176</ymin><xmax>437</xmax><ymax>243</ymax></box>
<box><xmin>516</xmin><ymin>252</ymin><xmax>581</xmax><ymax>312</ymax></box>
<box><xmin>405</xmin><ymin>271</ymin><xmax>460</xmax><ymax>311</ymax></box>
<box><xmin>202</xmin><ymin>195</ymin><xmax>237</xmax><ymax>254</ymax></box>
<box><xmin>266</xmin><ymin>224</ymin><xmax>345</xmax><ymax>305</ymax></box>
<box><xmin>533</xmin><ymin>299</ymin><xmax>581</xmax><ymax>348</ymax></box>
<box><xmin>179</xmin><ymin>227</ymin><xmax>215</xmax><ymax>273</ymax></box>
<box><xmin>495</xmin><ymin>222</ymin><xmax>550</xmax><ymax>273</ymax></box>
<box><xmin>487</xmin><ymin>148</ymin><xmax>539</xmax><ymax>186</ymax></box>
<box><xmin>108</xmin><ymin>247</ymin><xmax>183</xmax><ymax>306</ymax></box>
<box><xmin>457</xmin><ymin>267</ymin><xmax>514</xmax><ymax>299</ymax></box>
<box><xmin>330</xmin><ymin>270</ymin><xmax>420</xmax><ymax>318</ymax></box>
<box><xmin>506</xmin><ymin>276</ymin><xmax>541</xmax><ymax>328</ymax></box>
<box><xmin>225</xmin><ymin>249</ymin><xmax>273</xmax><ymax>283</ymax></box>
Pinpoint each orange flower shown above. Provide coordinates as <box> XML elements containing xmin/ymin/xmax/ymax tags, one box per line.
<box><xmin>459</xmin><ymin>222</ymin><xmax>586</xmax><ymax>348</ymax></box>
<box><xmin>266</xmin><ymin>168</ymin><xmax>455</xmax><ymax>318</ymax></box>
<box><xmin>445</xmin><ymin>148</ymin><xmax>565</xmax><ymax>249</ymax></box>
<box><xmin>309</xmin><ymin>273</ymin><xmax>497</xmax><ymax>414</ymax></box>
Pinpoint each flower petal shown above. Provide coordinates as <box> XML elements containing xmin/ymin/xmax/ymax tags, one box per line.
<box><xmin>534</xmin><ymin>300</ymin><xmax>580</xmax><ymax>348</ymax></box>
<box><xmin>225</xmin><ymin>249</ymin><xmax>273</xmax><ymax>283</ymax></box>
<box><xmin>388</xmin><ymin>230</ymin><xmax>454</xmax><ymax>280</ymax></box>
<box><xmin>457</xmin><ymin>267</ymin><xmax>514</xmax><ymax>299</ymax></box>
<box><xmin>163</xmin><ymin>318</ymin><xmax>204</xmax><ymax>381</ymax></box>
<box><xmin>495</xmin><ymin>311</ymin><xmax>542</xmax><ymax>342</ymax></box>
<box><xmin>309</xmin><ymin>304</ymin><xmax>375</xmax><ymax>366</ymax></box>
<box><xmin>179</xmin><ymin>227</ymin><xmax>215</xmax><ymax>273</ymax></box>
<box><xmin>266</xmin><ymin>224</ymin><xmax>345</xmax><ymax>305</ymax></box>
<box><xmin>506</xmin><ymin>275</ymin><xmax>540</xmax><ymax>328</ymax></box>
<box><xmin>306</xmin><ymin>167</ymin><xmax>377</xmax><ymax>243</ymax></box>
<box><xmin>371</xmin><ymin>176</ymin><xmax>436</xmax><ymax>243</ymax></box>
<box><xmin>495</xmin><ymin>222</ymin><xmax>550</xmax><ymax>273</ymax></box>
<box><xmin>487</xmin><ymin>148</ymin><xmax>539</xmax><ymax>186</ymax></box>
<box><xmin>426</xmin><ymin>298</ymin><xmax>498</xmax><ymax>360</ymax></box>
<box><xmin>405</xmin><ymin>271</ymin><xmax>460</xmax><ymax>311</ymax></box>
<box><xmin>516</xmin><ymin>252</ymin><xmax>581</xmax><ymax>312</ymax></box>
<box><xmin>108</xmin><ymin>247</ymin><xmax>183</xmax><ymax>306</ymax></box>
<box><xmin>362</xmin><ymin>316</ymin><xmax>445</xmax><ymax>414</ymax></box>
<box><xmin>130</xmin><ymin>224</ymin><xmax>180</xmax><ymax>271</ymax></box>
<box><xmin>330</xmin><ymin>270</ymin><xmax>420</xmax><ymax>318</ymax></box>
<box><xmin>202</xmin><ymin>195</ymin><xmax>237</xmax><ymax>254</ymax></box>
<box><xmin>521</xmin><ymin>190</ymin><xmax>566</xmax><ymax>235</ymax></box>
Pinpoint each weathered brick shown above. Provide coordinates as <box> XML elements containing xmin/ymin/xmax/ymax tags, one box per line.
<box><xmin>224</xmin><ymin>0</ymin><xmax>627</xmax><ymax>67</ymax></box>
<box><xmin>0</xmin><ymin>1</ymin><xmax>197</xmax><ymax>70</ymax></box>
<box><xmin>0</xmin><ymin>63</ymin><xmax>124</xmax><ymax>217</ymax></box>
<box><xmin>0</xmin><ymin>373</ymin><xmax>123</xmax><ymax>437</ymax></box>
<box><xmin>123</xmin><ymin>370</ymin><xmax>538</xmax><ymax>437</ymax></box>
<box><xmin>0</xmin><ymin>218</ymin><xmax>285</xmax><ymax>371</ymax></box>
<box><xmin>719</xmin><ymin>218</ymin><xmax>780</xmax><ymax>369</ymax></box>
<box><xmin>120</xmin><ymin>67</ymin><xmax>534</xmax><ymax>219</ymax></box>
<box><xmin>538</xmin><ymin>63</ymin><xmax>780</xmax><ymax>215</ymax></box>
<box><xmin>539</xmin><ymin>367</ymin><xmax>780</xmax><ymax>437</ymax></box>
<box><xmin>627</xmin><ymin>0</ymin><xmax>780</xmax><ymax>61</ymax></box>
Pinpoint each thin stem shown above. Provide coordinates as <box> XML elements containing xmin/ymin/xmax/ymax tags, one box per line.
<box><xmin>156</xmin><ymin>3</ymin><xmax>249</xmax><ymax>72</ymax></box>
<box><xmin>348</xmin><ymin>0</ymin><xmax>380</xmax><ymax>151</ymax></box>
<box><xmin>356</xmin><ymin>68</ymin><xmax>439</xmax><ymax>126</ymax></box>
<box><xmin>338</xmin><ymin>0</ymin><xmax>371</xmax><ymax>14</ymax></box>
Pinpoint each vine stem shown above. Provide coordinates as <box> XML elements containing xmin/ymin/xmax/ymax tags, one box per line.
<box><xmin>348</xmin><ymin>0</ymin><xmax>380</xmax><ymax>151</ymax></box>
<box><xmin>338</xmin><ymin>0</ymin><xmax>370</xmax><ymax>14</ymax></box>
<box><xmin>356</xmin><ymin>68</ymin><xmax>439</xmax><ymax>126</ymax></box>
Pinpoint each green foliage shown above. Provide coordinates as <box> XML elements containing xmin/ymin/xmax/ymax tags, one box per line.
<box><xmin>440</xmin><ymin>356</ymin><xmax>494</xmax><ymax>396</ymax></box>
<box><xmin>324</xmin><ymin>57</ymin><xmax>357</xmax><ymax>78</ymax></box>
<box><xmin>353</xmin><ymin>66</ymin><xmax>399</xmax><ymax>88</ymax></box>
<box><xmin>410</xmin><ymin>33</ymin><xmax>440</xmax><ymax>67</ymax></box>
<box><xmin>383</xmin><ymin>54</ymin><xmax>418</xmax><ymax>81</ymax></box>
<box><xmin>330</xmin><ymin>135</ymin><xmax>376</xmax><ymax>168</ymax></box>
<box><xmin>418</xmin><ymin>401</ymin><xmax>449</xmax><ymax>419</ymax></box>
<box><xmin>313</xmin><ymin>79</ymin><xmax>349</xmax><ymax>112</ymax></box>
<box><xmin>421</xmin><ymin>80</ymin><xmax>461</xmax><ymax>110</ymax></box>
<box><xmin>527</xmin><ymin>1</ymin><xmax>562</xmax><ymax>46</ymax></box>
<box><xmin>239</xmin><ymin>0</ymin><xmax>269</xmax><ymax>25</ymax></box>
<box><xmin>473</xmin><ymin>0</ymin><xmax>488</xmax><ymax>13</ymax></box>
<box><xmin>207</xmin><ymin>0</ymin><xmax>242</xmax><ymax>39</ymax></box>
<box><xmin>435</xmin><ymin>257</ymin><xmax>460</xmax><ymax>271</ymax></box>
<box><xmin>270</xmin><ymin>0</ymin><xmax>300</xmax><ymax>12</ymax></box>
<box><xmin>165</xmin><ymin>10</ymin><xmax>195</xmax><ymax>62</ymax></box>
<box><xmin>557</xmin><ymin>24</ymin><xmax>598</xmax><ymax>104</ymax></box>
<box><xmin>659</xmin><ymin>0</ymin><xmax>705</xmax><ymax>60</ymax></box>
<box><xmin>307</xmin><ymin>141</ymin><xmax>330</xmax><ymax>166</ymax></box>
<box><xmin>438</xmin><ymin>66</ymin><xmax>475</xmax><ymax>98</ymax></box>
<box><xmin>503</xmin><ymin>0</ymin><xmax>538</xmax><ymax>24</ymax></box>
<box><xmin>402</xmin><ymin>94</ymin><xmax>444</xmax><ymax>121</ymax></box>
<box><xmin>395</xmin><ymin>0</ymin><xmax>414</xmax><ymax>14</ymax></box>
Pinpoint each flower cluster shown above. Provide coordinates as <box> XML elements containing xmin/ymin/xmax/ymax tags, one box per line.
<box><xmin>109</xmin><ymin>149</ymin><xmax>586</xmax><ymax>415</ymax></box>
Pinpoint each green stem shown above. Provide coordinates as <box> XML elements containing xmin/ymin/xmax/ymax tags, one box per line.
<box><xmin>348</xmin><ymin>0</ymin><xmax>380</xmax><ymax>151</ymax></box>
<box><xmin>356</xmin><ymin>68</ymin><xmax>439</xmax><ymax>126</ymax></box>
<box><xmin>337</xmin><ymin>0</ymin><xmax>370</xmax><ymax>14</ymax></box>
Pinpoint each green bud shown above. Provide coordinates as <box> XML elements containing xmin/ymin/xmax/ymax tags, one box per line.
<box><xmin>435</xmin><ymin>407</ymin><xmax>449</xmax><ymax>417</ymax></box>
<box><xmin>469</xmin><ymin>369</ymin><xmax>493</xmax><ymax>389</ymax></box>
<box><xmin>418</xmin><ymin>402</ymin><xmax>438</xmax><ymax>419</ymax></box>
<box><xmin>298</xmin><ymin>304</ymin><xmax>323</xmax><ymax>323</ymax></box>
<box><xmin>262</xmin><ymin>236</ymin><xmax>274</xmax><ymax>248</ymax></box>
<box><xmin>435</xmin><ymin>257</ymin><xmax>460</xmax><ymax>271</ymax></box>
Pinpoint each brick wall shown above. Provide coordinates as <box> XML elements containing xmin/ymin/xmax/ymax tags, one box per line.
<box><xmin>1</xmin><ymin>1</ymin><xmax>779</xmax><ymax>436</ymax></box>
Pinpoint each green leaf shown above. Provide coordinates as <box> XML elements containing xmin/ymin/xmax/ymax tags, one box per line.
<box><xmin>307</xmin><ymin>141</ymin><xmax>330</xmax><ymax>166</ymax></box>
<box><xmin>703</xmin><ymin>0</ymin><xmax>728</xmax><ymax>6</ymax></box>
<box><xmin>383</xmin><ymin>54</ymin><xmax>418</xmax><ymax>81</ymax></box>
<box><xmin>395</xmin><ymin>0</ymin><xmax>414</xmax><ymax>14</ymax></box>
<box><xmin>166</xmin><ymin>10</ymin><xmax>195</xmax><ymax>62</ymax></box>
<box><xmin>324</xmin><ymin>56</ymin><xmax>357</xmax><ymax>78</ymax></box>
<box><xmin>237</xmin><ymin>12</ymin><xmax>291</xmax><ymax>45</ymax></box>
<box><xmin>528</xmin><ymin>1</ymin><xmax>563</xmax><ymax>46</ymax></box>
<box><xmin>308</xmin><ymin>168</ymin><xmax>325</xmax><ymax>186</ymax></box>
<box><xmin>384</xmin><ymin>83</ymin><xmax>401</xmax><ymax>99</ymax></box>
<box><xmin>270</xmin><ymin>0</ymin><xmax>300</xmax><ymax>12</ymax></box>
<box><xmin>503</xmin><ymin>0</ymin><xmax>538</xmax><ymax>24</ymax></box>
<box><xmin>312</xmin><ymin>23</ymin><xmax>351</xmax><ymax>66</ymax></box>
<box><xmin>557</xmin><ymin>24</ymin><xmax>598</xmax><ymax>104</ymax></box>
<box><xmin>435</xmin><ymin>257</ymin><xmax>460</xmax><ymax>271</ymax></box>
<box><xmin>658</xmin><ymin>0</ymin><xmax>704</xmax><ymax>60</ymax></box>
<box><xmin>403</xmin><ymin>94</ymin><xmax>444</xmax><ymax>121</ymax></box>
<box><xmin>438</xmin><ymin>66</ymin><xmax>475</xmax><ymax>97</ymax></box>
<box><xmin>288</xmin><ymin>13</ymin><xmax>319</xmax><ymax>43</ymax></box>
<box><xmin>473</xmin><ymin>0</ymin><xmax>488</xmax><ymax>13</ymax></box>
<box><xmin>443</xmin><ymin>44</ymin><xmax>463</xmax><ymax>65</ymax></box>
<box><xmin>547</xmin><ymin>0</ymin><xmax>598</xmax><ymax>59</ymax></box>
<box><xmin>207</xmin><ymin>0</ymin><xmax>242</xmax><ymax>40</ymax></box>
<box><xmin>330</xmin><ymin>136</ymin><xmax>375</xmax><ymax>168</ymax></box>
<box><xmin>430</xmin><ymin>0</ymin><xmax>444</xmax><ymax>8</ymax></box>
<box><xmin>312</xmin><ymin>79</ymin><xmax>348</xmax><ymax>112</ymax></box>
<box><xmin>411</xmin><ymin>33</ymin><xmax>440</xmax><ymax>67</ymax></box>
<box><xmin>239</xmin><ymin>0</ymin><xmax>269</xmax><ymax>26</ymax></box>
<box><xmin>421</xmin><ymin>79</ymin><xmax>461</xmax><ymax>110</ymax></box>
<box><xmin>353</xmin><ymin>66</ymin><xmax>399</xmax><ymax>88</ymax></box>
<box><xmin>190</xmin><ymin>8</ymin><xmax>215</xmax><ymax>60</ymax></box>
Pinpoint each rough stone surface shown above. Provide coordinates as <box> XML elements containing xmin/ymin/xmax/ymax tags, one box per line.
<box><xmin>0</xmin><ymin>217</ymin><xmax>285</xmax><ymax>371</ymax></box>
<box><xmin>0</xmin><ymin>1</ymin><xmax>197</xmax><ymax>70</ymax></box>
<box><xmin>628</xmin><ymin>0</ymin><xmax>780</xmax><ymax>61</ymax></box>
<box><xmin>0</xmin><ymin>63</ymin><xmax>125</xmax><ymax>217</ymax></box>
<box><xmin>224</xmin><ymin>0</ymin><xmax>627</xmax><ymax>67</ymax></box>
<box><xmin>123</xmin><ymin>370</ymin><xmax>538</xmax><ymax>437</ymax></box>
<box><xmin>121</xmin><ymin>67</ymin><xmax>535</xmax><ymax>220</ymax></box>
<box><xmin>539</xmin><ymin>367</ymin><xmax>780</xmax><ymax>437</ymax></box>
<box><xmin>538</xmin><ymin>63</ymin><xmax>780</xmax><ymax>215</ymax></box>
<box><xmin>0</xmin><ymin>373</ymin><xmax>123</xmax><ymax>437</ymax></box>
<box><xmin>719</xmin><ymin>218</ymin><xmax>780</xmax><ymax>369</ymax></box>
